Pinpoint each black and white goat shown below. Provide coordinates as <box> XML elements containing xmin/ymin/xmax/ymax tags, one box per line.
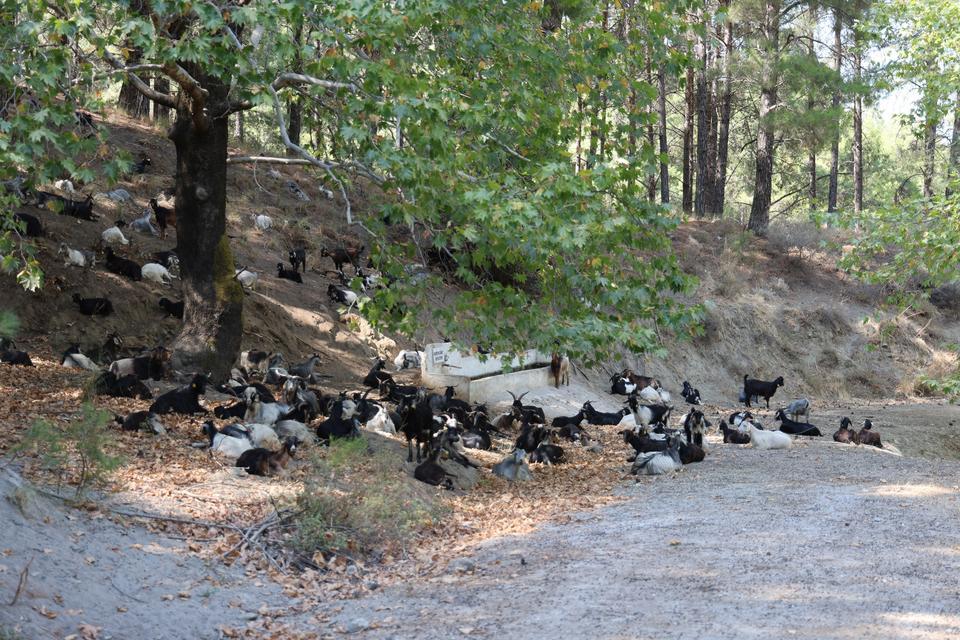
<box><xmin>681</xmin><ymin>381</ymin><xmax>702</xmax><ymax>405</ymax></box>
<box><xmin>773</xmin><ymin>409</ymin><xmax>821</xmax><ymax>437</ymax></box>
<box><xmin>61</xmin><ymin>345</ymin><xmax>99</xmax><ymax>371</ymax></box>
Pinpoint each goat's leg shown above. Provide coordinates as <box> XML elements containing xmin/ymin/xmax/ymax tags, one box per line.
<box><xmin>406</xmin><ymin>439</ymin><xmax>414</xmax><ymax>463</ymax></box>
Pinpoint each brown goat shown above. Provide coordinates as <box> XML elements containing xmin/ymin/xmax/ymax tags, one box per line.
<box><xmin>857</xmin><ymin>419</ymin><xmax>882</xmax><ymax>448</ymax></box>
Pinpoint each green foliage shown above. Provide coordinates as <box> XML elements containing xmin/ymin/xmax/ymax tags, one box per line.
<box><xmin>293</xmin><ymin>438</ymin><xmax>445</xmax><ymax>556</ymax></box>
<box><xmin>0</xmin><ymin>309</ymin><xmax>20</xmax><ymax>338</ymax></box>
<box><xmin>840</xmin><ymin>190</ymin><xmax>960</xmax><ymax>292</ymax></box>
<box><xmin>11</xmin><ymin>403</ymin><xmax>124</xmax><ymax>499</ymax></box>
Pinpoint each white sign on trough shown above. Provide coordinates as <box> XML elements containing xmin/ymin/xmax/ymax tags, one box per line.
<box><xmin>420</xmin><ymin>342</ymin><xmax>554</xmax><ymax>404</ymax></box>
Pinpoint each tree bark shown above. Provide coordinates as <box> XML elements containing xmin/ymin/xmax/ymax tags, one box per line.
<box><xmin>706</xmin><ymin>43</ymin><xmax>719</xmax><ymax>217</ymax></box>
<box><xmin>748</xmin><ymin>0</ymin><xmax>781</xmax><ymax>235</ymax></box>
<box><xmin>168</xmin><ymin>76</ymin><xmax>244</xmax><ymax>379</ymax></box>
<box><xmin>852</xmin><ymin>30</ymin><xmax>863</xmax><ymax>213</ymax></box>
<box><xmin>153</xmin><ymin>77</ymin><xmax>171</xmax><ymax>121</ymax></box>
<box><xmin>117</xmin><ymin>46</ymin><xmax>149</xmax><ymax>118</ymax></box>
<box><xmin>657</xmin><ymin>66</ymin><xmax>670</xmax><ymax>204</ymax></box>
<box><xmin>694</xmin><ymin>19</ymin><xmax>709</xmax><ymax>218</ymax></box>
<box><xmin>807</xmin><ymin>32</ymin><xmax>817</xmax><ymax>208</ymax></box>
<box><xmin>645</xmin><ymin>46</ymin><xmax>657</xmax><ymax>202</ymax></box>
<box><xmin>716</xmin><ymin>3</ymin><xmax>733</xmax><ymax>216</ymax></box>
<box><xmin>947</xmin><ymin>93</ymin><xmax>960</xmax><ymax>197</ymax></box>
<box><xmin>923</xmin><ymin>118</ymin><xmax>937</xmax><ymax>199</ymax></box>
<box><xmin>682</xmin><ymin>63</ymin><xmax>694</xmax><ymax>213</ymax></box>
<box><xmin>828</xmin><ymin>7</ymin><xmax>842</xmax><ymax>212</ymax></box>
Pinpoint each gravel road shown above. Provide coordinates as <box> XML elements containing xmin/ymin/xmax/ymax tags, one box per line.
<box><xmin>321</xmin><ymin>436</ymin><xmax>960</xmax><ymax>640</ymax></box>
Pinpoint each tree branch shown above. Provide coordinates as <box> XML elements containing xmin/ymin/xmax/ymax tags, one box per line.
<box><xmin>227</xmin><ymin>156</ymin><xmax>320</xmax><ymax>166</ymax></box>
<box><xmin>267</xmin><ymin>84</ymin><xmax>354</xmax><ymax>224</ymax></box>
<box><xmin>273</xmin><ymin>72</ymin><xmax>358</xmax><ymax>94</ymax></box>
<box><xmin>102</xmin><ymin>51</ymin><xmax>177</xmax><ymax>109</ymax></box>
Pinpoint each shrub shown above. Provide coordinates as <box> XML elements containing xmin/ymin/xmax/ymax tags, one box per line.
<box><xmin>11</xmin><ymin>403</ymin><xmax>123</xmax><ymax>499</ymax></box>
<box><xmin>293</xmin><ymin>437</ymin><xmax>446</xmax><ymax>557</ymax></box>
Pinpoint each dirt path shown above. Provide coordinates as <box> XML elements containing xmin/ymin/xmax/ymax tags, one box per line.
<box><xmin>0</xmin><ymin>469</ymin><xmax>290</xmax><ymax>640</ymax></box>
<box><xmin>316</xmin><ymin>411</ymin><xmax>960</xmax><ymax>639</ymax></box>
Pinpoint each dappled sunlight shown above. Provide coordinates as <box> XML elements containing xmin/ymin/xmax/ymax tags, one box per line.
<box><xmin>865</xmin><ymin>483</ymin><xmax>958</xmax><ymax>499</ymax></box>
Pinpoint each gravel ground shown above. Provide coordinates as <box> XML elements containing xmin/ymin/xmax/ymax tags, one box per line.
<box><xmin>320</xmin><ymin>434</ymin><xmax>960</xmax><ymax>640</ymax></box>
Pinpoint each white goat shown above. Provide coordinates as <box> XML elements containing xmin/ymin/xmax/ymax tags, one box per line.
<box><xmin>252</xmin><ymin>213</ymin><xmax>273</xmax><ymax>230</ymax></box>
<box><xmin>101</xmin><ymin>225</ymin><xmax>129</xmax><ymax>245</ymax></box>
<box><xmin>58</xmin><ymin>243</ymin><xmax>94</xmax><ymax>268</ymax></box>
<box><xmin>235</xmin><ymin>268</ymin><xmax>258</xmax><ymax>290</ymax></box>
<box><xmin>364</xmin><ymin>406</ymin><xmax>396</xmax><ymax>435</ymax></box>
<box><xmin>393</xmin><ymin>349</ymin><xmax>424</xmax><ymax>371</ymax></box>
<box><xmin>748</xmin><ymin>424</ymin><xmax>792</xmax><ymax>450</ymax></box>
<box><xmin>142</xmin><ymin>262</ymin><xmax>176</xmax><ymax>285</ymax></box>
<box><xmin>54</xmin><ymin>179</ymin><xmax>75</xmax><ymax>193</ymax></box>
<box><xmin>630</xmin><ymin>437</ymin><xmax>682</xmax><ymax>475</ymax></box>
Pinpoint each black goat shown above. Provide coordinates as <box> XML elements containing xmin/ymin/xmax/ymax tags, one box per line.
<box><xmin>93</xmin><ymin>370</ymin><xmax>152</xmax><ymax>399</ymax></box>
<box><xmin>528</xmin><ymin>440</ymin><xmax>565</xmax><ymax>464</ymax></box>
<box><xmin>158</xmin><ymin>297</ymin><xmax>184</xmax><ymax>319</ymax></box>
<box><xmin>551</xmin><ymin>410</ymin><xmax>585</xmax><ymax>435</ymax></box>
<box><xmin>719</xmin><ymin>420</ymin><xmax>751</xmax><ymax>444</ymax></box>
<box><xmin>742</xmin><ymin>374</ymin><xmax>784</xmax><ymax>408</ymax></box>
<box><xmin>116</xmin><ymin>411</ymin><xmax>165</xmax><ymax>434</ymax></box>
<box><xmin>582</xmin><ymin>400</ymin><xmax>628</xmax><ymax>426</ymax></box>
<box><xmin>12</xmin><ymin>212</ymin><xmax>43</xmax><ymax>237</ymax></box>
<box><xmin>72</xmin><ymin>293</ymin><xmax>113</xmax><ymax>316</ymax></box>
<box><xmin>677</xmin><ymin>439</ymin><xmax>705</xmax><ymax>464</ymax></box>
<box><xmin>681</xmin><ymin>381</ymin><xmax>702</xmax><ymax>405</ymax></box>
<box><xmin>276</xmin><ymin>263</ymin><xmax>303</xmax><ymax>283</ymax></box>
<box><xmin>621</xmin><ymin>429</ymin><xmax>668</xmax><ymax>461</ymax></box>
<box><xmin>414</xmin><ymin>446</ymin><xmax>456</xmax><ymax>489</ymax></box>
<box><xmin>132</xmin><ymin>156</ymin><xmax>152</xmax><ymax>174</ymax></box>
<box><xmin>398</xmin><ymin>396</ymin><xmax>440</xmax><ymax>463</ymax></box>
<box><xmin>149</xmin><ymin>373</ymin><xmax>208</xmax><ymax>415</ymax></box>
<box><xmin>214</xmin><ymin>401</ymin><xmax>248</xmax><ymax>420</ymax></box>
<box><xmin>0</xmin><ymin>345</ymin><xmax>33</xmax><ymax>366</ymax></box>
<box><xmin>773</xmin><ymin>409</ymin><xmax>821</xmax><ymax>436</ymax></box>
<box><xmin>288</xmin><ymin>248</ymin><xmax>306</xmax><ymax>273</ymax></box>
<box><xmin>461</xmin><ymin>414</ymin><xmax>493</xmax><ymax>450</ymax></box>
<box><xmin>508</xmin><ymin>391</ymin><xmax>546</xmax><ymax>424</ymax></box>
<box><xmin>104</xmin><ymin>247</ymin><xmax>142</xmax><ymax>281</ymax></box>
<box><xmin>363</xmin><ymin>358</ymin><xmax>394</xmax><ymax>388</ymax></box>
<box><xmin>321</xmin><ymin>245</ymin><xmax>364</xmax><ymax>273</ymax></box>
<box><xmin>89</xmin><ymin>332</ymin><xmax>123</xmax><ymax>365</ymax></box>
<box><xmin>58</xmin><ymin>194</ymin><xmax>96</xmax><ymax>220</ymax></box>
<box><xmin>379</xmin><ymin>378</ymin><xmax>419</xmax><ymax>403</ymax></box>
<box><xmin>515</xmin><ymin>420</ymin><xmax>548</xmax><ymax>453</ymax></box>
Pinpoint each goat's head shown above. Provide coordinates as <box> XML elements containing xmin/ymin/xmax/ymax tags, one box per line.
<box><xmin>774</xmin><ymin>376</ymin><xmax>785</xmax><ymax>387</ymax></box>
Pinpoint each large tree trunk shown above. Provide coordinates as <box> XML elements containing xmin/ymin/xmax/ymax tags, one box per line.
<box><xmin>828</xmin><ymin>7</ymin><xmax>842</xmax><ymax>212</ymax></box>
<box><xmin>852</xmin><ymin>34</ymin><xmax>863</xmax><ymax>213</ymax></box>
<box><xmin>682</xmin><ymin>63</ymin><xmax>694</xmax><ymax>213</ymax></box>
<box><xmin>645</xmin><ymin>47</ymin><xmax>657</xmax><ymax>202</ymax></box>
<box><xmin>168</xmin><ymin>83</ymin><xmax>244</xmax><ymax>379</ymax></box>
<box><xmin>706</xmin><ymin>46</ymin><xmax>719</xmax><ymax>217</ymax></box>
<box><xmin>716</xmin><ymin>3</ymin><xmax>733</xmax><ymax>217</ymax></box>
<box><xmin>748</xmin><ymin>0</ymin><xmax>781</xmax><ymax>235</ymax></box>
<box><xmin>117</xmin><ymin>47</ymin><xmax>149</xmax><ymax>118</ymax></box>
<box><xmin>657</xmin><ymin>67</ymin><xmax>670</xmax><ymax>204</ymax></box>
<box><xmin>807</xmin><ymin>33</ymin><xmax>817</xmax><ymax>209</ymax></box>
<box><xmin>694</xmin><ymin>20</ymin><xmax>709</xmax><ymax>218</ymax></box>
<box><xmin>923</xmin><ymin>118</ymin><xmax>937</xmax><ymax>199</ymax></box>
<box><xmin>947</xmin><ymin>93</ymin><xmax>960</xmax><ymax>197</ymax></box>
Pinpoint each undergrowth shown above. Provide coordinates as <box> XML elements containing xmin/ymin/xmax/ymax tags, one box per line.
<box><xmin>293</xmin><ymin>437</ymin><xmax>447</xmax><ymax>558</ymax></box>
<box><xmin>10</xmin><ymin>402</ymin><xmax>123</xmax><ymax>500</ymax></box>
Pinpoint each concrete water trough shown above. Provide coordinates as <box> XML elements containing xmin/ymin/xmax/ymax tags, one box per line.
<box><xmin>419</xmin><ymin>342</ymin><xmax>553</xmax><ymax>404</ymax></box>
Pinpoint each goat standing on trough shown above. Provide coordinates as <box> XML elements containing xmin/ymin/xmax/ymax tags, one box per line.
<box><xmin>550</xmin><ymin>348</ymin><xmax>570</xmax><ymax>388</ymax></box>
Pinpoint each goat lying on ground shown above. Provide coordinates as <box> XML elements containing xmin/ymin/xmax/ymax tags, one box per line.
<box><xmin>774</xmin><ymin>409</ymin><xmax>822</xmax><ymax>437</ymax></box>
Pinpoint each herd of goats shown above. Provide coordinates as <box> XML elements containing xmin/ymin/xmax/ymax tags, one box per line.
<box><xmin>0</xmin><ymin>166</ymin><xmax>885</xmax><ymax>488</ymax></box>
<box><xmin>1</xmin><ymin>326</ymin><xmax>884</xmax><ymax>487</ymax></box>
